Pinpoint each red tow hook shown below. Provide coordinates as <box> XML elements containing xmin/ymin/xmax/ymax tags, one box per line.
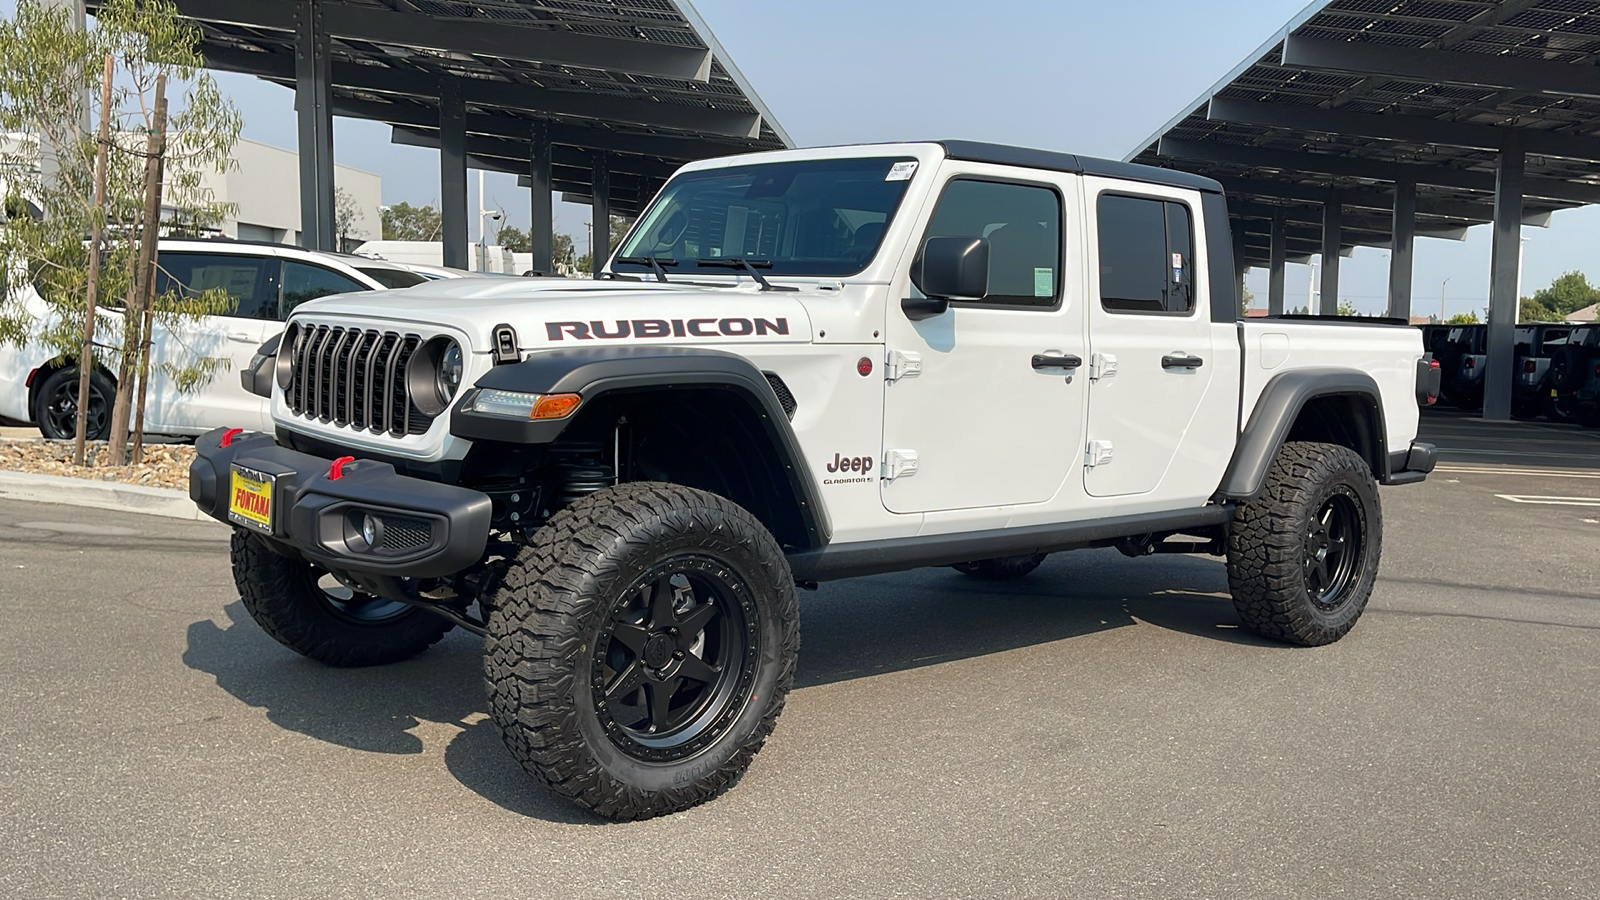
<box><xmin>329</xmin><ymin>456</ymin><xmax>356</xmax><ymax>480</ymax></box>
<box><xmin>220</xmin><ymin>427</ymin><xmax>244</xmax><ymax>448</ymax></box>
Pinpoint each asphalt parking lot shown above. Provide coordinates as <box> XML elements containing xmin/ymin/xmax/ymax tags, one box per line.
<box><xmin>2</xmin><ymin>412</ymin><xmax>1597</xmax><ymax>899</ymax></box>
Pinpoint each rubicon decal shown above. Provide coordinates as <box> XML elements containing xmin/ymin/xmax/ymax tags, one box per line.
<box><xmin>823</xmin><ymin>452</ymin><xmax>875</xmax><ymax>485</ymax></box>
<box><xmin>547</xmin><ymin>318</ymin><xmax>789</xmax><ymax>341</ymax></box>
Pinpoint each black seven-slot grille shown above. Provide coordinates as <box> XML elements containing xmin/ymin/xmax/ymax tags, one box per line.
<box><xmin>285</xmin><ymin>324</ymin><xmax>434</xmax><ymax>436</ymax></box>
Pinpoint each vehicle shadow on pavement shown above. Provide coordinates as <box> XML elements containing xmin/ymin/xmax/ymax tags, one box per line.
<box><xmin>795</xmin><ymin>549</ymin><xmax>1274</xmax><ymax>688</ymax></box>
<box><xmin>181</xmin><ymin>551</ymin><xmax>1268</xmax><ymax>823</ymax></box>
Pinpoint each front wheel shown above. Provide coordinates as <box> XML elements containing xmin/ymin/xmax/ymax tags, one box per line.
<box><xmin>1226</xmin><ymin>442</ymin><xmax>1382</xmax><ymax>646</ymax></box>
<box><xmin>230</xmin><ymin>530</ymin><xmax>454</xmax><ymax>666</ymax></box>
<box><xmin>484</xmin><ymin>482</ymin><xmax>799</xmax><ymax>820</ymax></box>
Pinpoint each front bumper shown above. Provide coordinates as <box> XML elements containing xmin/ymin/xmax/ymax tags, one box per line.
<box><xmin>189</xmin><ymin>427</ymin><xmax>492</xmax><ymax>578</ymax></box>
<box><xmin>1384</xmin><ymin>441</ymin><xmax>1437</xmax><ymax>486</ymax></box>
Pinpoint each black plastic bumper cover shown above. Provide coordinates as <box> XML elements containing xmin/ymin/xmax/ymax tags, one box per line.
<box><xmin>189</xmin><ymin>427</ymin><xmax>492</xmax><ymax>578</ymax></box>
<box><xmin>1384</xmin><ymin>441</ymin><xmax>1437</xmax><ymax>486</ymax></box>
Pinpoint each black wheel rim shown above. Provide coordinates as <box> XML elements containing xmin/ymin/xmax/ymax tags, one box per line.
<box><xmin>1304</xmin><ymin>488</ymin><xmax>1364</xmax><ymax>610</ymax></box>
<box><xmin>590</xmin><ymin>556</ymin><xmax>758</xmax><ymax>763</ymax></box>
<box><xmin>43</xmin><ymin>377</ymin><xmax>106</xmax><ymax>439</ymax></box>
<box><xmin>307</xmin><ymin>571</ymin><xmax>413</xmax><ymax>624</ymax></box>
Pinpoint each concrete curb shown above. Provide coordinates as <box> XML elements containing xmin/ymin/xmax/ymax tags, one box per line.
<box><xmin>0</xmin><ymin>470</ymin><xmax>220</xmax><ymax>524</ymax></box>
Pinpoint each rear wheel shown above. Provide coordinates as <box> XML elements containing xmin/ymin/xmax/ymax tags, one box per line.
<box><xmin>32</xmin><ymin>366</ymin><xmax>112</xmax><ymax>441</ymax></box>
<box><xmin>230</xmin><ymin>529</ymin><xmax>454</xmax><ymax>667</ymax></box>
<box><xmin>951</xmin><ymin>553</ymin><xmax>1047</xmax><ymax>581</ymax></box>
<box><xmin>484</xmin><ymin>482</ymin><xmax>798</xmax><ymax>820</ymax></box>
<box><xmin>1226</xmin><ymin>442</ymin><xmax>1382</xmax><ymax>646</ymax></box>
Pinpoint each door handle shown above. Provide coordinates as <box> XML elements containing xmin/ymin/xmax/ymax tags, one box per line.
<box><xmin>1161</xmin><ymin>354</ymin><xmax>1204</xmax><ymax>370</ymax></box>
<box><xmin>227</xmin><ymin>331</ymin><xmax>256</xmax><ymax>342</ymax></box>
<box><xmin>1032</xmin><ymin>353</ymin><xmax>1082</xmax><ymax>370</ymax></box>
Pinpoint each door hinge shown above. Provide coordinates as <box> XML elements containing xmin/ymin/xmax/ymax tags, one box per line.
<box><xmin>1090</xmin><ymin>352</ymin><xmax>1118</xmax><ymax>381</ymax></box>
<box><xmin>883</xmin><ymin>449</ymin><xmax>920</xmax><ymax>480</ymax></box>
<box><xmin>1085</xmin><ymin>440</ymin><xmax>1114</xmax><ymax>467</ymax></box>
<box><xmin>885</xmin><ymin>349</ymin><xmax>923</xmax><ymax>382</ymax></box>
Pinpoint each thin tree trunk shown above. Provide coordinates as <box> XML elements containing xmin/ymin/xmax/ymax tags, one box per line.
<box><xmin>131</xmin><ymin>84</ymin><xmax>169</xmax><ymax>464</ymax></box>
<box><xmin>107</xmin><ymin>74</ymin><xmax>167</xmax><ymax>467</ymax></box>
<box><xmin>73</xmin><ymin>54</ymin><xmax>115</xmax><ymax>467</ymax></box>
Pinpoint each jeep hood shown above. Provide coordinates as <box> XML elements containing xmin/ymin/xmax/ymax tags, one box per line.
<box><xmin>289</xmin><ymin>277</ymin><xmax>814</xmax><ymax>351</ymax></box>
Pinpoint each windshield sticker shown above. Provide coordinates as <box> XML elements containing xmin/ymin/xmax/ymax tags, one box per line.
<box><xmin>885</xmin><ymin>161</ymin><xmax>918</xmax><ymax>182</ymax></box>
<box><xmin>1034</xmin><ymin>267</ymin><xmax>1054</xmax><ymax>297</ymax></box>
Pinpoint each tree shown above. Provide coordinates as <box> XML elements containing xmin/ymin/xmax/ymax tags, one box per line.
<box><xmin>1336</xmin><ymin>299</ymin><xmax>1359</xmax><ymax>317</ymax></box>
<box><xmin>0</xmin><ymin>0</ymin><xmax>241</xmax><ymax>465</ymax></box>
<box><xmin>1240</xmin><ymin>283</ymin><xmax>1255</xmax><ymax>316</ymax></box>
<box><xmin>380</xmin><ymin>201</ymin><xmax>441</xmax><ymax>241</ymax></box>
<box><xmin>334</xmin><ymin>186</ymin><xmax>363</xmax><ymax>252</ymax></box>
<box><xmin>552</xmin><ymin>232</ymin><xmax>575</xmax><ymax>270</ymax></box>
<box><xmin>610</xmin><ymin>214</ymin><xmax>631</xmax><ymax>250</ymax></box>
<box><xmin>1520</xmin><ymin>296</ymin><xmax>1557</xmax><ymax>322</ymax></box>
<box><xmin>1446</xmin><ymin>311</ymin><xmax>1480</xmax><ymax>325</ymax></box>
<box><xmin>1530</xmin><ymin>271</ymin><xmax>1600</xmax><ymax>319</ymax></box>
<box><xmin>495</xmin><ymin>224</ymin><xmax>529</xmax><ymax>253</ymax></box>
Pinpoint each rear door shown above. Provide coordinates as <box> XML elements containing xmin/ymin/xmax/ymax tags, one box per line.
<box><xmin>145</xmin><ymin>251</ymin><xmax>280</xmax><ymax>433</ymax></box>
<box><xmin>1082</xmin><ymin>182</ymin><xmax>1216</xmax><ymax>498</ymax></box>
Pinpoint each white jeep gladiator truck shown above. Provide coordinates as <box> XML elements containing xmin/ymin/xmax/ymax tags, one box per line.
<box><xmin>189</xmin><ymin>141</ymin><xmax>1440</xmax><ymax>820</ymax></box>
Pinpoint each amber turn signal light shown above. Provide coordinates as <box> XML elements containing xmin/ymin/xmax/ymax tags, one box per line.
<box><xmin>531</xmin><ymin>393</ymin><xmax>581</xmax><ymax>419</ymax></box>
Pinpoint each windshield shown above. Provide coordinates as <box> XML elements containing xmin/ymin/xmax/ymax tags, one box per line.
<box><xmin>613</xmin><ymin>157</ymin><xmax>918</xmax><ymax>278</ymax></box>
<box><xmin>356</xmin><ymin>266</ymin><xmax>429</xmax><ymax>289</ymax></box>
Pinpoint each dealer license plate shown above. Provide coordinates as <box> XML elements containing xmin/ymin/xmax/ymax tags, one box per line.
<box><xmin>228</xmin><ymin>465</ymin><xmax>275</xmax><ymax>534</ymax></box>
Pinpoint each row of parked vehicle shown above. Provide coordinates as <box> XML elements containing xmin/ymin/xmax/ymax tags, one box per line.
<box><xmin>0</xmin><ymin>237</ymin><xmax>503</xmax><ymax>440</ymax></box>
<box><xmin>1420</xmin><ymin>322</ymin><xmax>1600</xmax><ymax>425</ymax></box>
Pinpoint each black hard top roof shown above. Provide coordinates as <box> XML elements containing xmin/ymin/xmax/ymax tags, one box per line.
<box><xmin>936</xmin><ymin>140</ymin><xmax>1224</xmax><ymax>194</ymax></box>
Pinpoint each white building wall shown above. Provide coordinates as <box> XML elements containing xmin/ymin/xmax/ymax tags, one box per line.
<box><xmin>203</xmin><ymin>138</ymin><xmax>381</xmax><ymax>248</ymax></box>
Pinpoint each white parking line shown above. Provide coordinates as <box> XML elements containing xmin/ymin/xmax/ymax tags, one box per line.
<box><xmin>1436</xmin><ymin>466</ymin><xmax>1600</xmax><ymax>479</ymax></box>
<box><xmin>1494</xmin><ymin>494</ymin><xmax>1600</xmax><ymax>507</ymax></box>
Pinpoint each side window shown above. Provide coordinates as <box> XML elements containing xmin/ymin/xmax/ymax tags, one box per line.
<box><xmin>919</xmin><ymin>178</ymin><xmax>1062</xmax><ymax>307</ymax></box>
<box><xmin>1097</xmin><ymin>194</ymin><xmax>1194</xmax><ymax>314</ymax></box>
<box><xmin>154</xmin><ymin>252</ymin><xmax>279</xmax><ymax>320</ymax></box>
<box><xmin>281</xmin><ymin>262</ymin><xmax>368</xmax><ymax>318</ymax></box>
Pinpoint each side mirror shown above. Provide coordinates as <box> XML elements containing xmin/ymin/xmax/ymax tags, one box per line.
<box><xmin>905</xmin><ymin>236</ymin><xmax>988</xmax><ymax>320</ymax></box>
<box><xmin>241</xmin><ymin>333</ymin><xmax>281</xmax><ymax>399</ymax></box>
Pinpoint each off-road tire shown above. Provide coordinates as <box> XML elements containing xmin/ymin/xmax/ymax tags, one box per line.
<box><xmin>1226</xmin><ymin>442</ymin><xmax>1382</xmax><ymax>647</ymax></box>
<box><xmin>951</xmin><ymin>553</ymin><xmax>1048</xmax><ymax>581</ymax></box>
<box><xmin>484</xmin><ymin>482</ymin><xmax>799</xmax><ymax>820</ymax></box>
<box><xmin>33</xmin><ymin>366</ymin><xmax>113</xmax><ymax>441</ymax></box>
<box><xmin>230</xmin><ymin>529</ymin><xmax>454</xmax><ymax>666</ymax></box>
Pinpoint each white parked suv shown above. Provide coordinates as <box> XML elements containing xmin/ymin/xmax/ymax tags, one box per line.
<box><xmin>189</xmin><ymin>141</ymin><xmax>1440</xmax><ymax>820</ymax></box>
<box><xmin>0</xmin><ymin>238</ymin><xmax>425</xmax><ymax>438</ymax></box>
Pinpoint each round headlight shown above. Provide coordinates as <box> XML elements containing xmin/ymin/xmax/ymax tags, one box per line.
<box><xmin>439</xmin><ymin>341</ymin><xmax>464</xmax><ymax>400</ymax></box>
<box><xmin>275</xmin><ymin>323</ymin><xmax>298</xmax><ymax>390</ymax></box>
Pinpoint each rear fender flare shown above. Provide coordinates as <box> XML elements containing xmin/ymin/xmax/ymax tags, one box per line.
<box><xmin>1217</xmin><ymin>368</ymin><xmax>1387</xmax><ymax>500</ymax></box>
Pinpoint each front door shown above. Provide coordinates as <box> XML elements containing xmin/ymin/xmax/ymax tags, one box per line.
<box><xmin>1082</xmin><ymin>182</ymin><xmax>1216</xmax><ymax>498</ymax></box>
<box><xmin>145</xmin><ymin>251</ymin><xmax>281</xmax><ymax>433</ymax></box>
<box><xmin>881</xmin><ymin>166</ymin><xmax>1086</xmax><ymax>514</ymax></box>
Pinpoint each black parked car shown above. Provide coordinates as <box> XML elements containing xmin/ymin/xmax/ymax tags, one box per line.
<box><xmin>1549</xmin><ymin>324</ymin><xmax>1600</xmax><ymax>427</ymax></box>
<box><xmin>1513</xmin><ymin>323</ymin><xmax>1577</xmax><ymax>420</ymax></box>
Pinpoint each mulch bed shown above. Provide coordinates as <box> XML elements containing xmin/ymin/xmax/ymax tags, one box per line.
<box><xmin>0</xmin><ymin>438</ymin><xmax>196</xmax><ymax>491</ymax></box>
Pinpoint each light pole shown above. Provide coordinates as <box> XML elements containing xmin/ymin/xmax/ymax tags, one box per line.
<box><xmin>1441</xmin><ymin>277</ymin><xmax>1450</xmax><ymax>322</ymax></box>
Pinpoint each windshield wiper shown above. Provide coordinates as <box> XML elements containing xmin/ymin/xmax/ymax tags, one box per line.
<box><xmin>614</xmin><ymin>255</ymin><xmax>679</xmax><ymax>284</ymax></box>
<box><xmin>695</xmin><ymin>257</ymin><xmax>797</xmax><ymax>292</ymax></box>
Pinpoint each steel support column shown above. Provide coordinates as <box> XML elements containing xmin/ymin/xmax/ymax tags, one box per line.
<box><xmin>1320</xmin><ymin>196</ymin><xmax>1341</xmax><ymax>315</ymax></box>
<box><xmin>1388</xmin><ymin>179</ymin><xmax>1416</xmax><ymax>321</ymax></box>
<box><xmin>1483</xmin><ymin>146</ymin><xmax>1525</xmax><ymax>421</ymax></box>
<box><xmin>1269</xmin><ymin>209</ymin><xmax>1287</xmax><ymax>315</ymax></box>
<box><xmin>590</xmin><ymin>155</ymin><xmax>611</xmax><ymax>276</ymax></box>
<box><xmin>294</xmin><ymin>0</ymin><xmax>335</xmax><ymax>250</ymax></box>
<box><xmin>528</xmin><ymin>119</ymin><xmax>553</xmax><ymax>274</ymax></box>
<box><xmin>438</xmin><ymin>76</ymin><xmax>468</xmax><ymax>270</ymax></box>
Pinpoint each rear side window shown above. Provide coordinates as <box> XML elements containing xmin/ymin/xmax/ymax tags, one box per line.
<box><xmin>155</xmin><ymin>252</ymin><xmax>280</xmax><ymax>320</ymax></box>
<box><xmin>282</xmin><ymin>263</ymin><xmax>369</xmax><ymax>317</ymax></box>
<box><xmin>1097</xmin><ymin>194</ymin><xmax>1194</xmax><ymax>314</ymax></box>
<box><xmin>918</xmin><ymin>178</ymin><xmax>1062</xmax><ymax>307</ymax></box>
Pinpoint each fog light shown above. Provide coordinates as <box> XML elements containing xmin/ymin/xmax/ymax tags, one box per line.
<box><xmin>361</xmin><ymin>513</ymin><xmax>382</xmax><ymax>548</ymax></box>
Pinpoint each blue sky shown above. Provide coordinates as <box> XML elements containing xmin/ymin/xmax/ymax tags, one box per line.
<box><xmin>23</xmin><ymin>0</ymin><xmax>1600</xmax><ymax>314</ymax></box>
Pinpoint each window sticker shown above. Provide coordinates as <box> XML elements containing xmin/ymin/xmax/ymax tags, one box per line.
<box><xmin>1172</xmin><ymin>252</ymin><xmax>1184</xmax><ymax>280</ymax></box>
<box><xmin>1034</xmin><ymin>267</ymin><xmax>1054</xmax><ymax>297</ymax></box>
<box><xmin>885</xmin><ymin>161</ymin><xmax>918</xmax><ymax>182</ymax></box>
